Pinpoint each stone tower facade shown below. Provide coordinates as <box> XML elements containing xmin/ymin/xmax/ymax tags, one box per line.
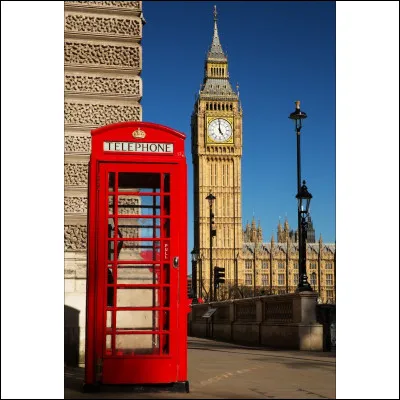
<box><xmin>191</xmin><ymin>6</ymin><xmax>335</xmax><ymax>305</ymax></box>
<box><xmin>64</xmin><ymin>1</ymin><xmax>144</xmax><ymax>365</ymax></box>
<box><xmin>191</xmin><ymin>6</ymin><xmax>243</xmax><ymax>299</ymax></box>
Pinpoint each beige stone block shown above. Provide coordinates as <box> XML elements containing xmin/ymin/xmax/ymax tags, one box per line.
<box><xmin>64</xmin><ymin>268</ymin><xmax>76</xmax><ymax>279</ymax></box>
<box><xmin>64</xmin><ymin>39</ymin><xmax>142</xmax><ymax>71</ymax></box>
<box><xmin>298</xmin><ymin>324</ymin><xmax>323</xmax><ymax>351</ymax></box>
<box><xmin>75</xmin><ymin>279</ymin><xmax>87</xmax><ymax>293</ymax></box>
<box><xmin>64</xmin><ymin>12</ymin><xmax>142</xmax><ymax>39</ymax></box>
<box><xmin>65</xmin><ymin>279</ymin><xmax>75</xmax><ymax>293</ymax></box>
<box><xmin>75</xmin><ymin>265</ymin><xmax>87</xmax><ymax>279</ymax></box>
<box><xmin>64</xmin><ymin>71</ymin><xmax>142</xmax><ymax>99</ymax></box>
<box><xmin>64</xmin><ymin>99</ymin><xmax>142</xmax><ymax>128</ymax></box>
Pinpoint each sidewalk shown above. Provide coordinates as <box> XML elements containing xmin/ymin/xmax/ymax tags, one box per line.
<box><xmin>65</xmin><ymin>337</ymin><xmax>336</xmax><ymax>399</ymax></box>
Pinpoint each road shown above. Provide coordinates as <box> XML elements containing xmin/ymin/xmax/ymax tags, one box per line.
<box><xmin>65</xmin><ymin>337</ymin><xmax>336</xmax><ymax>399</ymax></box>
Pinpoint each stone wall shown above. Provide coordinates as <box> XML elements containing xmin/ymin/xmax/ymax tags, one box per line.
<box><xmin>190</xmin><ymin>292</ymin><xmax>323</xmax><ymax>351</ymax></box>
<box><xmin>64</xmin><ymin>1</ymin><xmax>144</xmax><ymax>366</ymax></box>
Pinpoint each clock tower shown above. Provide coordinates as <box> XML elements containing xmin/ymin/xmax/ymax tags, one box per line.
<box><xmin>191</xmin><ymin>6</ymin><xmax>243</xmax><ymax>300</ymax></box>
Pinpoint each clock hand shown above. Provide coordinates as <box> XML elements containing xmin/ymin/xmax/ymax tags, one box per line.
<box><xmin>218</xmin><ymin>119</ymin><xmax>222</xmax><ymax>133</ymax></box>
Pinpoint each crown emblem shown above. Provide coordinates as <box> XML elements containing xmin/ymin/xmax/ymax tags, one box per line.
<box><xmin>132</xmin><ymin>127</ymin><xmax>146</xmax><ymax>139</ymax></box>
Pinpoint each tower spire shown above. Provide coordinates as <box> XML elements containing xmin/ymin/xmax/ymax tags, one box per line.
<box><xmin>208</xmin><ymin>5</ymin><xmax>227</xmax><ymax>61</ymax></box>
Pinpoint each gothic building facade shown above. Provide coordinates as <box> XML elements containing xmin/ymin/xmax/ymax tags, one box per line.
<box><xmin>64</xmin><ymin>1</ymin><xmax>145</xmax><ymax>365</ymax></box>
<box><xmin>191</xmin><ymin>7</ymin><xmax>335</xmax><ymax>304</ymax></box>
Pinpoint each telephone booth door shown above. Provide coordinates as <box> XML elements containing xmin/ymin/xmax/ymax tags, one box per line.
<box><xmin>85</xmin><ymin>122</ymin><xmax>188</xmax><ymax>388</ymax></box>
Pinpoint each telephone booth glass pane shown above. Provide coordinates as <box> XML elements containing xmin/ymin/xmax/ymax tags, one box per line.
<box><xmin>104</xmin><ymin>171</ymin><xmax>171</xmax><ymax>357</ymax></box>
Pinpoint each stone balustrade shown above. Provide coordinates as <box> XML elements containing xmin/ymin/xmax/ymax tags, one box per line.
<box><xmin>189</xmin><ymin>292</ymin><xmax>323</xmax><ymax>351</ymax></box>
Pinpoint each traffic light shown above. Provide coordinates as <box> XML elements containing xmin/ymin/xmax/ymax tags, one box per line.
<box><xmin>211</xmin><ymin>212</ymin><xmax>216</xmax><ymax>237</ymax></box>
<box><xmin>213</xmin><ymin>266</ymin><xmax>225</xmax><ymax>288</ymax></box>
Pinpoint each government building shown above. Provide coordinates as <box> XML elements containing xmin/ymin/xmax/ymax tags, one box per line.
<box><xmin>190</xmin><ymin>7</ymin><xmax>336</xmax><ymax>304</ymax></box>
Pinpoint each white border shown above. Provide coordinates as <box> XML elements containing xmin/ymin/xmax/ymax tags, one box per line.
<box><xmin>337</xmin><ymin>2</ymin><xmax>399</xmax><ymax>399</ymax></box>
<box><xmin>1</xmin><ymin>2</ymin><xmax>64</xmax><ymax>398</ymax></box>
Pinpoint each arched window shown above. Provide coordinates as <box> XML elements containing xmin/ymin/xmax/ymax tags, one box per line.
<box><xmin>310</xmin><ymin>272</ymin><xmax>317</xmax><ymax>288</ymax></box>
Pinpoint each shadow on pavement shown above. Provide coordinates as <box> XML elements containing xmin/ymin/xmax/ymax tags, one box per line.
<box><xmin>188</xmin><ymin>337</ymin><xmax>336</xmax><ymax>363</ymax></box>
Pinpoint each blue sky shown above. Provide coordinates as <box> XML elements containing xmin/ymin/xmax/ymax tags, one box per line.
<box><xmin>141</xmin><ymin>1</ymin><xmax>336</xmax><ymax>254</ymax></box>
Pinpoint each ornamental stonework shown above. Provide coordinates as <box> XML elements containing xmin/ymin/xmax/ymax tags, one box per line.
<box><xmin>65</xmin><ymin>163</ymin><xmax>89</xmax><ymax>187</ymax></box>
<box><xmin>119</xmin><ymin>227</ymin><xmax>139</xmax><ymax>240</ymax></box>
<box><xmin>64</xmin><ymin>42</ymin><xmax>140</xmax><ymax>68</ymax></box>
<box><xmin>65</xmin><ymin>197</ymin><xmax>87</xmax><ymax>213</ymax></box>
<box><xmin>65</xmin><ymin>14</ymin><xmax>141</xmax><ymax>36</ymax></box>
<box><xmin>65</xmin><ymin>224</ymin><xmax>87</xmax><ymax>251</ymax></box>
<box><xmin>64</xmin><ymin>102</ymin><xmax>141</xmax><ymax>126</ymax></box>
<box><xmin>109</xmin><ymin>197</ymin><xmax>140</xmax><ymax>214</ymax></box>
<box><xmin>65</xmin><ymin>1</ymin><xmax>140</xmax><ymax>9</ymax></box>
<box><xmin>65</xmin><ymin>75</ymin><xmax>141</xmax><ymax>96</ymax></box>
<box><xmin>64</xmin><ymin>135</ymin><xmax>91</xmax><ymax>153</ymax></box>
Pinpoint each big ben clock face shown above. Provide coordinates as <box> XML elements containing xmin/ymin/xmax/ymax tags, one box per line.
<box><xmin>207</xmin><ymin>118</ymin><xmax>233</xmax><ymax>143</ymax></box>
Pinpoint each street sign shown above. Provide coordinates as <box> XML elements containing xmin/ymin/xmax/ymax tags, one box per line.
<box><xmin>202</xmin><ymin>308</ymin><xmax>217</xmax><ymax>318</ymax></box>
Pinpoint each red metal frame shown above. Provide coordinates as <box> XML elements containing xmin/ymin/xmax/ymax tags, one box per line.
<box><xmin>85</xmin><ymin>122</ymin><xmax>187</xmax><ymax>386</ymax></box>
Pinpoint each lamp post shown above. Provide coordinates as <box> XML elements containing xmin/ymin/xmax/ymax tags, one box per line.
<box><xmin>289</xmin><ymin>101</ymin><xmax>313</xmax><ymax>292</ymax></box>
<box><xmin>206</xmin><ymin>193</ymin><xmax>216</xmax><ymax>301</ymax></box>
<box><xmin>296</xmin><ymin>180</ymin><xmax>313</xmax><ymax>291</ymax></box>
<box><xmin>191</xmin><ymin>249</ymin><xmax>199</xmax><ymax>304</ymax></box>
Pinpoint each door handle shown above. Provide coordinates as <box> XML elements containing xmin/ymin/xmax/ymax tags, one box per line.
<box><xmin>173</xmin><ymin>257</ymin><xmax>179</xmax><ymax>268</ymax></box>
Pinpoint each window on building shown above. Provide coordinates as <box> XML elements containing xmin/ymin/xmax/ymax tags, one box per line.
<box><xmin>261</xmin><ymin>260</ymin><xmax>268</xmax><ymax>270</ymax></box>
<box><xmin>326</xmin><ymin>262</ymin><xmax>333</xmax><ymax>269</ymax></box>
<box><xmin>278</xmin><ymin>289</ymin><xmax>286</xmax><ymax>295</ymax></box>
<box><xmin>261</xmin><ymin>274</ymin><xmax>269</xmax><ymax>286</ymax></box>
<box><xmin>310</xmin><ymin>262</ymin><xmax>317</xmax><ymax>269</ymax></box>
<box><xmin>278</xmin><ymin>274</ymin><xmax>285</xmax><ymax>285</ymax></box>
<box><xmin>245</xmin><ymin>274</ymin><xmax>252</xmax><ymax>285</ymax></box>
<box><xmin>293</xmin><ymin>262</ymin><xmax>298</xmax><ymax>269</ymax></box>
<box><xmin>245</xmin><ymin>260</ymin><xmax>252</xmax><ymax>270</ymax></box>
<box><xmin>310</xmin><ymin>272</ymin><xmax>317</xmax><ymax>286</ymax></box>
<box><xmin>326</xmin><ymin>290</ymin><xmax>334</xmax><ymax>303</ymax></box>
<box><xmin>278</xmin><ymin>261</ymin><xmax>285</xmax><ymax>269</ymax></box>
<box><xmin>294</xmin><ymin>273</ymin><xmax>299</xmax><ymax>285</ymax></box>
<box><xmin>326</xmin><ymin>274</ymin><xmax>333</xmax><ymax>286</ymax></box>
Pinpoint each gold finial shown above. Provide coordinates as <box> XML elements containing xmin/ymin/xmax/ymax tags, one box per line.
<box><xmin>295</xmin><ymin>100</ymin><xmax>300</xmax><ymax>109</ymax></box>
<box><xmin>214</xmin><ymin>5</ymin><xmax>217</xmax><ymax>21</ymax></box>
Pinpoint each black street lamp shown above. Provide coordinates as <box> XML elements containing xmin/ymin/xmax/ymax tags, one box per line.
<box><xmin>296</xmin><ymin>180</ymin><xmax>313</xmax><ymax>291</ymax></box>
<box><xmin>191</xmin><ymin>249</ymin><xmax>199</xmax><ymax>304</ymax></box>
<box><xmin>206</xmin><ymin>193</ymin><xmax>216</xmax><ymax>302</ymax></box>
<box><xmin>289</xmin><ymin>101</ymin><xmax>313</xmax><ymax>292</ymax></box>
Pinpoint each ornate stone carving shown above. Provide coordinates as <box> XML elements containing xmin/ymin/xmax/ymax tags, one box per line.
<box><xmin>119</xmin><ymin>226</ymin><xmax>139</xmax><ymax>239</ymax></box>
<box><xmin>65</xmin><ymin>75</ymin><xmax>140</xmax><ymax>96</ymax></box>
<box><xmin>64</xmin><ymin>224</ymin><xmax>87</xmax><ymax>251</ymax></box>
<box><xmin>109</xmin><ymin>197</ymin><xmax>140</xmax><ymax>215</ymax></box>
<box><xmin>65</xmin><ymin>14</ymin><xmax>141</xmax><ymax>36</ymax></box>
<box><xmin>64</xmin><ymin>163</ymin><xmax>89</xmax><ymax>186</ymax></box>
<box><xmin>64</xmin><ymin>102</ymin><xmax>141</xmax><ymax>126</ymax></box>
<box><xmin>65</xmin><ymin>197</ymin><xmax>87</xmax><ymax>213</ymax></box>
<box><xmin>64</xmin><ymin>135</ymin><xmax>91</xmax><ymax>153</ymax></box>
<box><xmin>65</xmin><ymin>1</ymin><xmax>140</xmax><ymax>9</ymax></box>
<box><xmin>64</xmin><ymin>42</ymin><xmax>140</xmax><ymax>68</ymax></box>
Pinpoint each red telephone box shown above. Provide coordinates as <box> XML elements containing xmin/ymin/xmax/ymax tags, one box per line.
<box><xmin>85</xmin><ymin>122</ymin><xmax>188</xmax><ymax>391</ymax></box>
